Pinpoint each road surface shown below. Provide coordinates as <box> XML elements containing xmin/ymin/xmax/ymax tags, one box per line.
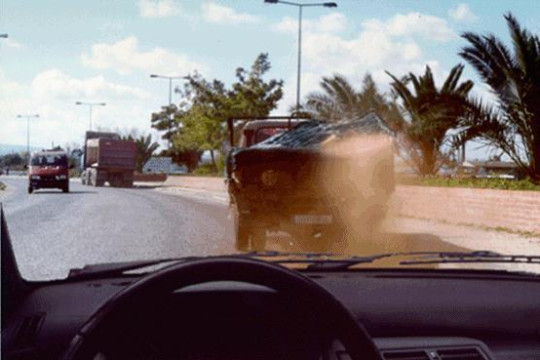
<box><xmin>1</xmin><ymin>176</ymin><xmax>466</xmax><ymax>280</ymax></box>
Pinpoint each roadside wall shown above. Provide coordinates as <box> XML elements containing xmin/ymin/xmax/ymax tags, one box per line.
<box><xmin>164</xmin><ymin>175</ymin><xmax>227</xmax><ymax>192</ymax></box>
<box><xmin>164</xmin><ymin>176</ymin><xmax>540</xmax><ymax>234</ymax></box>
<box><xmin>391</xmin><ymin>185</ymin><xmax>540</xmax><ymax>234</ymax></box>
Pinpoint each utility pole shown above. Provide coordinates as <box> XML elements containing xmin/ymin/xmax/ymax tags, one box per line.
<box><xmin>150</xmin><ymin>74</ymin><xmax>189</xmax><ymax>150</ymax></box>
<box><xmin>16</xmin><ymin>114</ymin><xmax>39</xmax><ymax>163</ymax></box>
<box><xmin>75</xmin><ymin>101</ymin><xmax>106</xmax><ymax>131</ymax></box>
<box><xmin>264</xmin><ymin>0</ymin><xmax>338</xmax><ymax>113</ymax></box>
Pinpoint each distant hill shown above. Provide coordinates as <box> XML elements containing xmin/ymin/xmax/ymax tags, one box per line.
<box><xmin>0</xmin><ymin>144</ymin><xmax>41</xmax><ymax>156</ymax></box>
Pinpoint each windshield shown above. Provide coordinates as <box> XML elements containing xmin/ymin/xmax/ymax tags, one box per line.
<box><xmin>256</xmin><ymin>127</ymin><xmax>287</xmax><ymax>143</ymax></box>
<box><xmin>31</xmin><ymin>154</ymin><xmax>68</xmax><ymax>167</ymax></box>
<box><xmin>1</xmin><ymin>1</ymin><xmax>539</xmax><ymax>281</ymax></box>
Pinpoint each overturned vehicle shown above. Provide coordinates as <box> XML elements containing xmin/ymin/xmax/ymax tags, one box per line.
<box><xmin>226</xmin><ymin>113</ymin><xmax>396</xmax><ymax>253</ymax></box>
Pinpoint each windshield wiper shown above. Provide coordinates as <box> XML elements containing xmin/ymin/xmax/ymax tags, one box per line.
<box><xmin>67</xmin><ymin>251</ymin><xmax>540</xmax><ymax>279</ymax></box>
<box><xmin>265</xmin><ymin>250</ymin><xmax>540</xmax><ymax>271</ymax></box>
<box><xmin>399</xmin><ymin>251</ymin><xmax>540</xmax><ymax>266</ymax></box>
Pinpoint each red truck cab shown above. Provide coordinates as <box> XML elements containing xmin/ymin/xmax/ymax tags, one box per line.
<box><xmin>28</xmin><ymin>151</ymin><xmax>71</xmax><ymax>194</ymax></box>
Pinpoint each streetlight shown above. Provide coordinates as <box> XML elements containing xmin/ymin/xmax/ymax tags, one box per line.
<box><xmin>75</xmin><ymin>101</ymin><xmax>106</xmax><ymax>131</ymax></box>
<box><xmin>264</xmin><ymin>0</ymin><xmax>337</xmax><ymax>112</ymax></box>
<box><xmin>150</xmin><ymin>74</ymin><xmax>189</xmax><ymax>149</ymax></box>
<box><xmin>16</xmin><ymin>114</ymin><xmax>39</xmax><ymax>163</ymax></box>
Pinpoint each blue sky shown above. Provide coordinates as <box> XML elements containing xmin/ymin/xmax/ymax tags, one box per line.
<box><xmin>1</xmin><ymin>0</ymin><xmax>539</xmax><ymax>159</ymax></box>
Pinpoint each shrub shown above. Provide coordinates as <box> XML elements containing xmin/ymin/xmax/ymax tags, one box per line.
<box><xmin>398</xmin><ymin>175</ymin><xmax>540</xmax><ymax>191</ymax></box>
<box><xmin>192</xmin><ymin>163</ymin><xmax>219</xmax><ymax>176</ymax></box>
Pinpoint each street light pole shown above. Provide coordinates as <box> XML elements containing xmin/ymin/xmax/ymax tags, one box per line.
<box><xmin>264</xmin><ymin>0</ymin><xmax>337</xmax><ymax>113</ymax></box>
<box><xmin>16</xmin><ymin>114</ymin><xmax>39</xmax><ymax>163</ymax></box>
<box><xmin>296</xmin><ymin>5</ymin><xmax>303</xmax><ymax>112</ymax></box>
<box><xmin>75</xmin><ymin>101</ymin><xmax>106</xmax><ymax>131</ymax></box>
<box><xmin>150</xmin><ymin>74</ymin><xmax>189</xmax><ymax>149</ymax></box>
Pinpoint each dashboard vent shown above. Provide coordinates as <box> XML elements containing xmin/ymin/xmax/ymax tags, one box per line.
<box><xmin>383</xmin><ymin>351</ymin><xmax>430</xmax><ymax>360</ymax></box>
<box><xmin>438</xmin><ymin>348</ymin><xmax>485</xmax><ymax>360</ymax></box>
<box><xmin>13</xmin><ymin>313</ymin><xmax>45</xmax><ymax>349</ymax></box>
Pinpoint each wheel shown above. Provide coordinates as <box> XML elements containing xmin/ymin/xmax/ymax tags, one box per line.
<box><xmin>250</xmin><ymin>227</ymin><xmax>267</xmax><ymax>252</ymax></box>
<box><xmin>62</xmin><ymin>184</ymin><xmax>69</xmax><ymax>193</ymax></box>
<box><xmin>232</xmin><ymin>203</ymin><xmax>250</xmax><ymax>251</ymax></box>
<box><xmin>61</xmin><ymin>258</ymin><xmax>382</xmax><ymax>360</ymax></box>
<box><xmin>27</xmin><ymin>186</ymin><xmax>33</xmax><ymax>194</ymax></box>
<box><xmin>91</xmin><ymin>171</ymin><xmax>99</xmax><ymax>187</ymax></box>
<box><xmin>232</xmin><ymin>204</ymin><xmax>267</xmax><ymax>252</ymax></box>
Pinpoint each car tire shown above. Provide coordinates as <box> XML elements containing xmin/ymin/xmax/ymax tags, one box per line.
<box><xmin>233</xmin><ymin>204</ymin><xmax>250</xmax><ymax>251</ymax></box>
<box><xmin>27</xmin><ymin>186</ymin><xmax>33</xmax><ymax>194</ymax></box>
<box><xmin>250</xmin><ymin>229</ymin><xmax>267</xmax><ymax>252</ymax></box>
<box><xmin>62</xmin><ymin>185</ymin><xmax>69</xmax><ymax>193</ymax></box>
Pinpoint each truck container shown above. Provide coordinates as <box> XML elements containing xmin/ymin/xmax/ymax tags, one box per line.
<box><xmin>81</xmin><ymin>132</ymin><xmax>136</xmax><ymax>187</ymax></box>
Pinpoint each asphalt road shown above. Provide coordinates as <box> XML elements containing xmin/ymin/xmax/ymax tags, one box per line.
<box><xmin>0</xmin><ymin>177</ymin><xmax>466</xmax><ymax>281</ymax></box>
<box><xmin>0</xmin><ymin>177</ymin><xmax>234</xmax><ymax>280</ymax></box>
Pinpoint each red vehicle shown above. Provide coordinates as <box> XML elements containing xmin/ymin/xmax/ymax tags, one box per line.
<box><xmin>27</xmin><ymin>151</ymin><xmax>72</xmax><ymax>194</ymax></box>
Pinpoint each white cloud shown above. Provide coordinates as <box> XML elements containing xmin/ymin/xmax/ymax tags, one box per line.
<box><xmin>448</xmin><ymin>4</ymin><xmax>478</xmax><ymax>23</ymax></box>
<box><xmin>138</xmin><ymin>0</ymin><xmax>181</xmax><ymax>18</ymax></box>
<box><xmin>271</xmin><ymin>12</ymin><xmax>456</xmax><ymax>113</ymax></box>
<box><xmin>201</xmin><ymin>2</ymin><xmax>260</xmax><ymax>25</ymax></box>
<box><xmin>0</xmin><ymin>69</ymin><xmax>159</xmax><ymax>148</ymax></box>
<box><xmin>363</xmin><ymin>12</ymin><xmax>457</xmax><ymax>42</ymax></box>
<box><xmin>81</xmin><ymin>36</ymin><xmax>207</xmax><ymax>75</ymax></box>
<box><xmin>2</xmin><ymin>37</ymin><xmax>23</xmax><ymax>49</ymax></box>
<box><xmin>31</xmin><ymin>69</ymin><xmax>151</xmax><ymax>101</ymax></box>
<box><xmin>273</xmin><ymin>13</ymin><xmax>348</xmax><ymax>34</ymax></box>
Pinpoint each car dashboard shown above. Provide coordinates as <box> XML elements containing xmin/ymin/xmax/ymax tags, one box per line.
<box><xmin>2</xmin><ymin>269</ymin><xmax>540</xmax><ymax>360</ymax></box>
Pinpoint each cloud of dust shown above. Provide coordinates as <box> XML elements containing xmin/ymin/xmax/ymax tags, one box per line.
<box><xmin>319</xmin><ymin>133</ymin><xmax>396</xmax><ymax>255</ymax></box>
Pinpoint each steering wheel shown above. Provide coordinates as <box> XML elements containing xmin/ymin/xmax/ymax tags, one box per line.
<box><xmin>62</xmin><ymin>257</ymin><xmax>382</xmax><ymax>360</ymax></box>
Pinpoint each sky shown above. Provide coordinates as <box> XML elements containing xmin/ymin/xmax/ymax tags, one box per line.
<box><xmin>1</xmin><ymin>0</ymin><xmax>539</xmax><ymax>159</ymax></box>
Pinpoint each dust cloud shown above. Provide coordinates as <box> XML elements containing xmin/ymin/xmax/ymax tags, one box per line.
<box><xmin>319</xmin><ymin>133</ymin><xmax>396</xmax><ymax>255</ymax></box>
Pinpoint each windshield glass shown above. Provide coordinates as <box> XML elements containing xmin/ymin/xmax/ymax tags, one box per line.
<box><xmin>31</xmin><ymin>154</ymin><xmax>68</xmax><ymax>167</ymax></box>
<box><xmin>1</xmin><ymin>1</ymin><xmax>539</xmax><ymax>281</ymax></box>
<box><xmin>256</xmin><ymin>127</ymin><xmax>287</xmax><ymax>143</ymax></box>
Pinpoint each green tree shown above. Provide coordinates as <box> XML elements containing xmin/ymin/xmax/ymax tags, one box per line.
<box><xmin>459</xmin><ymin>13</ymin><xmax>540</xmax><ymax>182</ymax></box>
<box><xmin>387</xmin><ymin>64</ymin><xmax>474</xmax><ymax>176</ymax></box>
<box><xmin>155</xmin><ymin>53</ymin><xmax>283</xmax><ymax>171</ymax></box>
<box><xmin>0</xmin><ymin>153</ymin><xmax>24</xmax><ymax>168</ymax></box>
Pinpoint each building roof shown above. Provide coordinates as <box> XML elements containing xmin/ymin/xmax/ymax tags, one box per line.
<box><xmin>243</xmin><ymin>119</ymin><xmax>307</xmax><ymax>131</ymax></box>
<box><xmin>464</xmin><ymin>160</ymin><xmax>519</xmax><ymax>169</ymax></box>
<box><xmin>32</xmin><ymin>150</ymin><xmax>67</xmax><ymax>156</ymax></box>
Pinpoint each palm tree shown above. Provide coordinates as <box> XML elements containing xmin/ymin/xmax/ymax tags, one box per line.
<box><xmin>387</xmin><ymin>64</ymin><xmax>474</xmax><ymax>176</ymax></box>
<box><xmin>460</xmin><ymin>13</ymin><xmax>540</xmax><ymax>182</ymax></box>
<box><xmin>305</xmin><ymin>74</ymin><xmax>404</xmax><ymax>129</ymax></box>
<box><xmin>305</xmin><ymin>74</ymin><xmax>360</xmax><ymax>121</ymax></box>
<box><xmin>123</xmin><ymin>134</ymin><xmax>160</xmax><ymax>172</ymax></box>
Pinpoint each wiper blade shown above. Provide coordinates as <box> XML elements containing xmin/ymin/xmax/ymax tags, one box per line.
<box><xmin>265</xmin><ymin>250</ymin><xmax>540</xmax><ymax>271</ymax></box>
<box><xmin>245</xmin><ymin>251</ymin><xmax>442</xmax><ymax>270</ymax></box>
<box><xmin>400</xmin><ymin>251</ymin><xmax>540</xmax><ymax>266</ymax></box>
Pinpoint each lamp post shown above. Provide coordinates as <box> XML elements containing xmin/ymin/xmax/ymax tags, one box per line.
<box><xmin>75</xmin><ymin>101</ymin><xmax>106</xmax><ymax>131</ymax></box>
<box><xmin>150</xmin><ymin>74</ymin><xmax>189</xmax><ymax>149</ymax></box>
<box><xmin>16</xmin><ymin>114</ymin><xmax>39</xmax><ymax>163</ymax></box>
<box><xmin>264</xmin><ymin>0</ymin><xmax>337</xmax><ymax>113</ymax></box>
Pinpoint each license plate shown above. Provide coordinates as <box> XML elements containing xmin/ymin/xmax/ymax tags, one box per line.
<box><xmin>292</xmin><ymin>214</ymin><xmax>333</xmax><ymax>224</ymax></box>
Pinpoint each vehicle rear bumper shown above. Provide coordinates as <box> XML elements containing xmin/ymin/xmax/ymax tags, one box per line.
<box><xmin>30</xmin><ymin>178</ymin><xmax>69</xmax><ymax>189</ymax></box>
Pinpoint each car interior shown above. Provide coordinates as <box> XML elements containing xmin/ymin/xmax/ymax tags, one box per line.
<box><xmin>2</xmin><ymin>206</ymin><xmax>540</xmax><ymax>360</ymax></box>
